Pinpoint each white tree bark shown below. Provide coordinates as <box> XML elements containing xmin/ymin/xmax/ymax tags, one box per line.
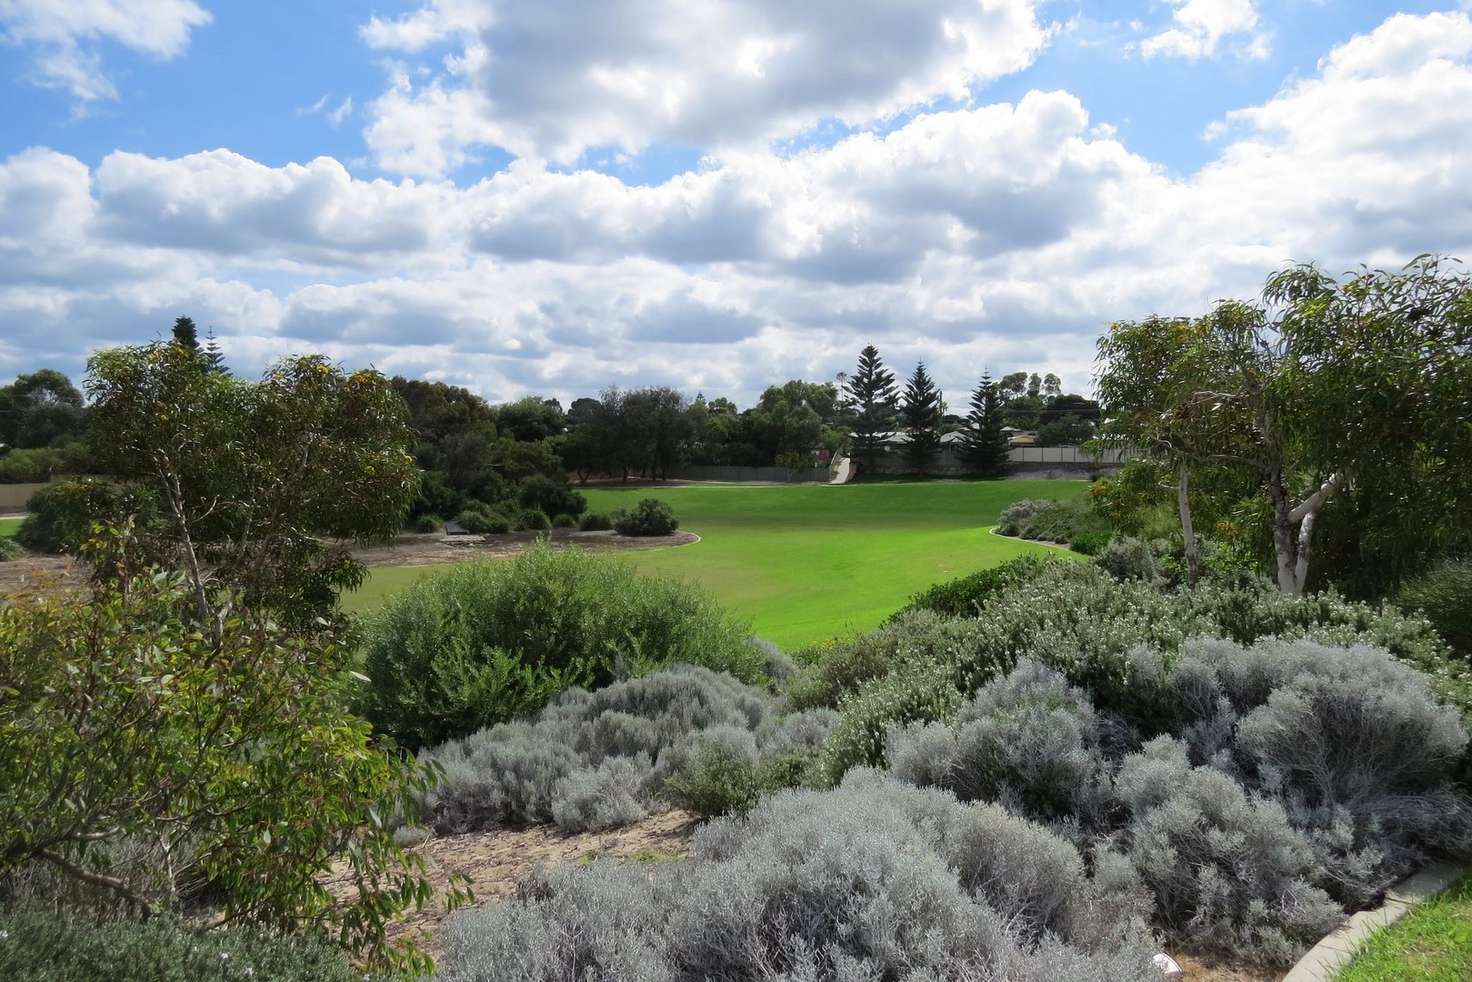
<box><xmin>1176</xmin><ymin>460</ymin><xmax>1200</xmax><ymax>587</ymax></box>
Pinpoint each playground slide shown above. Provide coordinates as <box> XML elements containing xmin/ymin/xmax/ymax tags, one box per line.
<box><xmin>829</xmin><ymin>456</ymin><xmax>853</xmax><ymax>484</ymax></box>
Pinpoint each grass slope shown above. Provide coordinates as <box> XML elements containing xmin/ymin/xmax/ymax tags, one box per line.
<box><xmin>0</xmin><ymin>517</ymin><xmax>21</xmax><ymax>540</ymax></box>
<box><xmin>348</xmin><ymin>480</ymin><xmax>1082</xmax><ymax>649</ymax></box>
<box><xmin>1338</xmin><ymin>874</ymin><xmax>1472</xmax><ymax>981</ymax></box>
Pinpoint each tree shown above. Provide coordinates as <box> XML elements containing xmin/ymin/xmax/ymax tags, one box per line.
<box><xmin>898</xmin><ymin>362</ymin><xmax>943</xmax><ymax>474</ymax></box>
<box><xmin>1042</xmin><ymin>373</ymin><xmax>1062</xmax><ymax>399</ymax></box>
<box><xmin>958</xmin><ymin>372</ymin><xmax>1011</xmax><ymax>478</ymax></box>
<box><xmin>203</xmin><ymin>327</ymin><xmax>228</xmax><ymax>374</ymax></box>
<box><xmin>1100</xmin><ymin>256</ymin><xmax>1472</xmax><ymax>595</ymax></box>
<box><xmin>171</xmin><ymin>316</ymin><xmax>199</xmax><ymax>349</ymax></box>
<box><xmin>0</xmin><ymin>533</ymin><xmax>458</xmax><ymax>973</ymax></box>
<box><xmin>0</xmin><ymin>369</ymin><xmax>86</xmax><ymax>450</ymax></box>
<box><xmin>843</xmin><ymin>345</ymin><xmax>898</xmax><ymax>471</ymax></box>
<box><xmin>750</xmin><ymin>381</ymin><xmax>829</xmax><ymax>464</ymax></box>
<box><xmin>87</xmin><ymin>343</ymin><xmax>419</xmax><ymax>630</ymax></box>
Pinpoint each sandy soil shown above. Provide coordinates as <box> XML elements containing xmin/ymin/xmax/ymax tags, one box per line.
<box><xmin>324</xmin><ymin>810</ymin><xmax>700</xmax><ymax>955</ymax></box>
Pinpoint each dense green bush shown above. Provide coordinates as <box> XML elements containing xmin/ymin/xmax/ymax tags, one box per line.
<box><xmin>517</xmin><ymin>475</ymin><xmax>586</xmax><ymax>520</ymax></box>
<box><xmin>1068</xmin><ymin>527</ymin><xmax>1112</xmax><ymax>556</ymax></box>
<box><xmin>1395</xmin><ymin>558</ymin><xmax>1472</xmax><ymax>655</ymax></box>
<box><xmin>360</xmin><ymin>546</ymin><xmax>767</xmax><ymax>749</ymax></box>
<box><xmin>788</xmin><ymin>609</ymin><xmax>984</xmax><ymax>710</ymax></box>
<box><xmin>613</xmin><ymin>498</ymin><xmax>678</xmax><ymax>536</ymax></box>
<box><xmin>819</xmin><ymin>658</ymin><xmax>962</xmax><ymax>781</ymax></box>
<box><xmin>0</xmin><ymin>913</ymin><xmax>359</xmax><ymax>982</ymax></box>
<box><xmin>515</xmin><ymin>507</ymin><xmax>551</xmax><ymax>531</ymax></box>
<box><xmin>411</xmin><ymin>513</ymin><xmax>442</xmax><ymax>533</ymax></box>
<box><xmin>577</xmin><ymin>511</ymin><xmax>614</xmax><ymax>531</ymax></box>
<box><xmin>16</xmin><ymin>479</ymin><xmax>158</xmax><ymax>554</ymax></box>
<box><xmin>550</xmin><ymin>513</ymin><xmax>577</xmax><ymax>528</ymax></box>
<box><xmin>889</xmin><ymin>553</ymin><xmax>1062</xmax><ymax>620</ymax></box>
<box><xmin>454</xmin><ymin>506</ymin><xmax>509</xmax><ymax>535</ymax></box>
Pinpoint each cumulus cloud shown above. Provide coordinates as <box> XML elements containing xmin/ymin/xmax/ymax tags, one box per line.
<box><xmin>0</xmin><ymin>0</ymin><xmax>210</xmax><ymax>102</ymax></box>
<box><xmin>1138</xmin><ymin>0</ymin><xmax>1269</xmax><ymax>61</ymax></box>
<box><xmin>360</xmin><ymin>0</ymin><xmax>1052</xmax><ymax>174</ymax></box>
<box><xmin>4</xmin><ymin>11</ymin><xmax>1472</xmax><ymax>408</ymax></box>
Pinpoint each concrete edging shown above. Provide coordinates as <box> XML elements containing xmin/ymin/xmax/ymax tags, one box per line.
<box><xmin>1281</xmin><ymin>862</ymin><xmax>1464</xmax><ymax>981</ymax></box>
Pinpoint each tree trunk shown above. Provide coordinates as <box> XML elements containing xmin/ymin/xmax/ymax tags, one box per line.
<box><xmin>1176</xmin><ymin>460</ymin><xmax>1200</xmax><ymax>588</ymax></box>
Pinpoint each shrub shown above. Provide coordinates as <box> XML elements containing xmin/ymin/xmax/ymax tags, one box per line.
<box><xmin>820</xmin><ymin>659</ymin><xmax>962</xmax><ymax>781</ymax></box>
<box><xmin>1395</xmin><ymin>558</ymin><xmax>1472</xmax><ymax>655</ymax></box>
<box><xmin>663</xmin><ymin>725</ymin><xmax>763</xmax><ymax>817</ymax></box>
<box><xmin>1095</xmin><ymin>535</ymin><xmax>1159</xmax><ymax>581</ymax></box>
<box><xmin>436</xmin><ymin>771</ymin><xmax>1160</xmax><ymax>982</ymax></box>
<box><xmin>361</xmin><ymin>546</ymin><xmax>768</xmax><ymax>750</ymax></box>
<box><xmin>515</xmin><ymin>508</ymin><xmax>551</xmax><ymax>532</ymax></box>
<box><xmin>1114</xmin><ymin>737</ymin><xmax>1343</xmax><ymax>964</ymax></box>
<box><xmin>888</xmin><ymin>659</ymin><xmax>1109</xmax><ymax>825</ymax></box>
<box><xmin>16</xmin><ymin>479</ymin><xmax>158</xmax><ymax>554</ymax></box>
<box><xmin>0</xmin><ymin>538</ymin><xmax>22</xmax><ymax>561</ymax></box>
<box><xmin>0</xmin><ymin>912</ymin><xmax>360</xmax><ymax>982</ymax></box>
<box><xmin>412</xmin><ymin>513</ymin><xmax>441</xmax><ymax>533</ymax></box>
<box><xmin>889</xmin><ymin>553</ymin><xmax>1063</xmax><ymax>621</ymax></box>
<box><xmin>613</xmin><ymin>498</ymin><xmax>678</xmax><ymax>536</ymax></box>
<box><xmin>419</xmin><ymin>665</ymin><xmax>778</xmax><ymax>833</ymax></box>
<box><xmin>786</xmin><ymin>609</ymin><xmax>983</xmax><ymax>709</ymax></box>
<box><xmin>517</xmin><ymin>475</ymin><xmax>587</xmax><ymax>520</ymax></box>
<box><xmin>1021</xmin><ymin>497</ymin><xmax>1114</xmax><ymax>546</ymax></box>
<box><xmin>0</xmin><ymin>564</ymin><xmax>441</xmax><ymax>972</ymax></box>
<box><xmin>1069</xmin><ymin>527</ymin><xmax>1112</xmax><ymax>556</ymax></box>
<box><xmin>455</xmin><ymin>506</ymin><xmax>509</xmax><ymax>535</ymax></box>
<box><xmin>550</xmin><ymin>513</ymin><xmax>577</xmax><ymax>529</ymax></box>
<box><xmin>577</xmin><ymin>511</ymin><xmax>614</xmax><ymax>531</ymax></box>
<box><xmin>995</xmin><ymin>498</ymin><xmax>1050</xmax><ymax>536</ymax></box>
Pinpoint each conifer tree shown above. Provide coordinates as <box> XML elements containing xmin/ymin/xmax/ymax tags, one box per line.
<box><xmin>203</xmin><ymin>327</ymin><xmax>229</xmax><ymax>374</ymax></box>
<box><xmin>960</xmin><ymin>371</ymin><xmax>1011</xmax><ymax>478</ymax></box>
<box><xmin>842</xmin><ymin>345</ymin><xmax>898</xmax><ymax>471</ymax></box>
<box><xmin>899</xmin><ymin>361</ymin><xmax>943</xmax><ymax>474</ymax></box>
<box><xmin>171</xmin><ymin>316</ymin><xmax>200</xmax><ymax>349</ymax></box>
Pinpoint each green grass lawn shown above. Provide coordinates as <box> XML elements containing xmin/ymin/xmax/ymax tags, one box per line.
<box><xmin>1338</xmin><ymin>874</ymin><xmax>1472</xmax><ymax>981</ymax></box>
<box><xmin>347</xmin><ymin>479</ymin><xmax>1083</xmax><ymax>649</ymax></box>
<box><xmin>0</xmin><ymin>516</ymin><xmax>22</xmax><ymax>540</ymax></box>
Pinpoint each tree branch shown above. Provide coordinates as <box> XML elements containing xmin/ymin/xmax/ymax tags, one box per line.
<box><xmin>1288</xmin><ymin>470</ymin><xmax>1349</xmax><ymax>524</ymax></box>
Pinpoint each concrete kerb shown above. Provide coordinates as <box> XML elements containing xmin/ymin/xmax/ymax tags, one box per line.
<box><xmin>1281</xmin><ymin>861</ymin><xmax>1463</xmax><ymax>981</ymax></box>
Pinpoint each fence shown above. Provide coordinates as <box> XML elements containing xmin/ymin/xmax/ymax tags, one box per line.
<box><xmin>867</xmin><ymin>445</ymin><xmax>1129</xmax><ymax>477</ymax></box>
<box><xmin>0</xmin><ymin>481</ymin><xmax>47</xmax><ymax>512</ymax></box>
<box><xmin>669</xmin><ymin>464</ymin><xmax>832</xmax><ymax>483</ymax></box>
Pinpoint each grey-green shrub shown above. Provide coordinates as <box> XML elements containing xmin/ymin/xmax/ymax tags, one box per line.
<box><xmin>995</xmin><ymin>497</ymin><xmax>1051</xmax><ymax>536</ymax></box>
<box><xmin>0</xmin><ymin>538</ymin><xmax>22</xmax><ymax>561</ymax></box>
<box><xmin>360</xmin><ymin>545</ymin><xmax>768</xmax><ymax>750</ymax></box>
<box><xmin>1095</xmin><ymin>536</ymin><xmax>1159</xmax><ymax>581</ymax></box>
<box><xmin>435</xmin><ymin>771</ymin><xmax>1161</xmax><ymax>982</ymax></box>
<box><xmin>888</xmin><ymin>553</ymin><xmax>1063</xmax><ymax>621</ymax></box>
<box><xmin>819</xmin><ymin>658</ymin><xmax>962</xmax><ymax>781</ymax></box>
<box><xmin>1395</xmin><ymin>558</ymin><xmax>1472</xmax><ymax>655</ymax></box>
<box><xmin>1114</xmin><ymin>737</ymin><xmax>1343</xmax><ymax>964</ymax></box>
<box><xmin>0</xmin><ymin>912</ymin><xmax>359</xmax><ymax>982</ymax></box>
<box><xmin>888</xmin><ymin>660</ymin><xmax>1110</xmax><ymax>825</ymax></box>
<box><xmin>786</xmin><ymin>609</ymin><xmax>983</xmax><ymax>710</ymax></box>
<box><xmin>419</xmin><ymin>665</ymin><xmax>804</xmax><ymax>833</ymax></box>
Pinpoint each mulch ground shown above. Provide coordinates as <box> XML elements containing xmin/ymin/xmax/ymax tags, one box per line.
<box><xmin>349</xmin><ymin>528</ymin><xmax>698</xmax><ymax>569</ymax></box>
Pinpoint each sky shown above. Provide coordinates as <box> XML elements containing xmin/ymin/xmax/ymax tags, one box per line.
<box><xmin>2</xmin><ymin>1</ymin><xmax>1470</xmax><ymax>407</ymax></box>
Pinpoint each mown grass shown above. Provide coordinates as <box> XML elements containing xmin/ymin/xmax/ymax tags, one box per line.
<box><xmin>0</xmin><ymin>516</ymin><xmax>22</xmax><ymax>540</ymax></box>
<box><xmin>1338</xmin><ymin>874</ymin><xmax>1472</xmax><ymax>981</ymax></box>
<box><xmin>347</xmin><ymin>479</ymin><xmax>1084</xmax><ymax>649</ymax></box>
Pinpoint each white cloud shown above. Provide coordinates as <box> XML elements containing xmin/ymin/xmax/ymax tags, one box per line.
<box><xmin>360</xmin><ymin>0</ymin><xmax>1052</xmax><ymax>175</ymax></box>
<box><xmin>4</xmin><ymin>11</ymin><xmax>1472</xmax><ymax>409</ymax></box>
<box><xmin>1139</xmin><ymin>0</ymin><xmax>1269</xmax><ymax>61</ymax></box>
<box><xmin>0</xmin><ymin>0</ymin><xmax>210</xmax><ymax>102</ymax></box>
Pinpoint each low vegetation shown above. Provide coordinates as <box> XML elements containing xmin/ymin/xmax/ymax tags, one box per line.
<box><xmin>1338</xmin><ymin>874</ymin><xmax>1472</xmax><ymax>981</ymax></box>
<box><xmin>359</xmin><ymin>546</ymin><xmax>769</xmax><ymax>750</ymax></box>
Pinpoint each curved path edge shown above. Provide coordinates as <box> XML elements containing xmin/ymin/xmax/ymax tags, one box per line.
<box><xmin>1281</xmin><ymin>861</ymin><xmax>1464</xmax><ymax>981</ymax></box>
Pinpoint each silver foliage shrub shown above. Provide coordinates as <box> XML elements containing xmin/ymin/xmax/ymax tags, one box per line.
<box><xmin>1113</xmin><ymin>737</ymin><xmax>1342</xmax><ymax>964</ymax></box>
<box><xmin>421</xmin><ymin>665</ymin><xmax>786</xmax><ymax>833</ymax></box>
<box><xmin>436</xmin><ymin>771</ymin><xmax>1160</xmax><ymax>982</ymax></box>
<box><xmin>887</xmin><ymin>659</ymin><xmax>1111</xmax><ymax>826</ymax></box>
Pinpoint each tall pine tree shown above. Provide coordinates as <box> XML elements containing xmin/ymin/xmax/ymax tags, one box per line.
<box><xmin>960</xmin><ymin>371</ymin><xmax>1011</xmax><ymax>478</ymax></box>
<box><xmin>202</xmin><ymin>327</ymin><xmax>229</xmax><ymax>375</ymax></box>
<box><xmin>171</xmin><ymin>316</ymin><xmax>200</xmax><ymax>349</ymax></box>
<box><xmin>843</xmin><ymin>345</ymin><xmax>898</xmax><ymax>471</ymax></box>
<box><xmin>899</xmin><ymin>361</ymin><xmax>943</xmax><ymax>474</ymax></box>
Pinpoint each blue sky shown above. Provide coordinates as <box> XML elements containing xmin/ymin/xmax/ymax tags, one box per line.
<box><xmin>2</xmin><ymin>1</ymin><xmax>1470</xmax><ymax>404</ymax></box>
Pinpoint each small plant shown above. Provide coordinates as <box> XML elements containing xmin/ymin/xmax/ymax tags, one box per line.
<box><xmin>455</xmin><ymin>506</ymin><xmax>509</xmax><ymax>535</ymax></box>
<box><xmin>1095</xmin><ymin>535</ymin><xmax>1159</xmax><ymax>581</ymax></box>
<box><xmin>551</xmin><ymin>513</ymin><xmax>577</xmax><ymax>528</ymax></box>
<box><xmin>578</xmin><ymin>511</ymin><xmax>614</xmax><ymax>531</ymax></box>
<box><xmin>0</xmin><ymin>537</ymin><xmax>23</xmax><ymax>561</ymax></box>
<box><xmin>613</xmin><ymin>498</ymin><xmax>678</xmax><ymax>536</ymax></box>
<box><xmin>412</xmin><ymin>513</ymin><xmax>442</xmax><ymax>534</ymax></box>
